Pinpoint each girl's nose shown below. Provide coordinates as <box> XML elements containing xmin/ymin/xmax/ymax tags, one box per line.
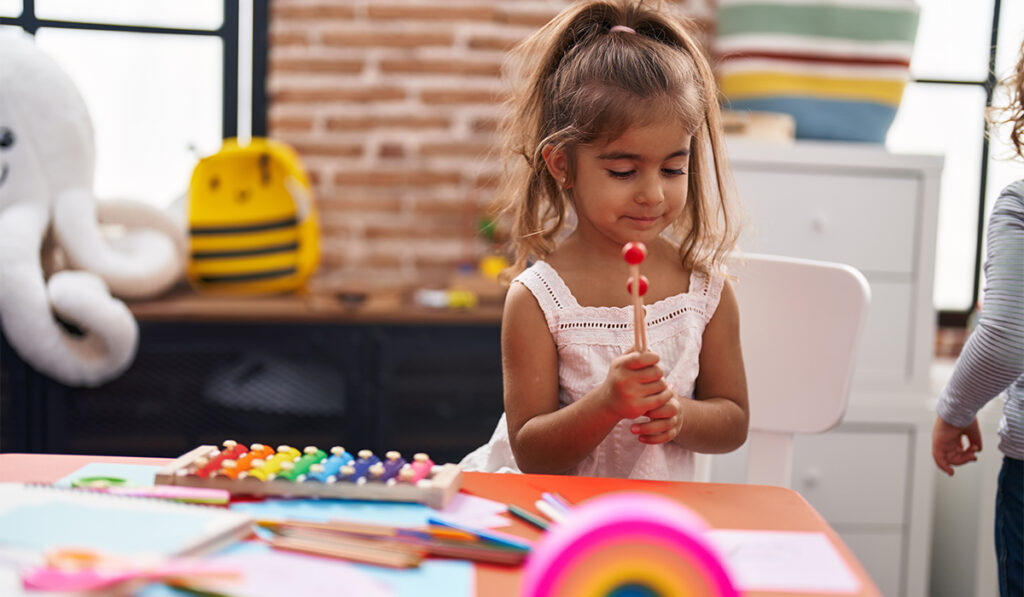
<box><xmin>636</xmin><ymin>174</ymin><xmax>664</xmax><ymax>205</ymax></box>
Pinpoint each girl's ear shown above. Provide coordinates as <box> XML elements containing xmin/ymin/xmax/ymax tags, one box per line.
<box><xmin>541</xmin><ymin>144</ymin><xmax>571</xmax><ymax>189</ymax></box>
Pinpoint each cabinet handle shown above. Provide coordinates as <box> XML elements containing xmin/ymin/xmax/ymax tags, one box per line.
<box><xmin>802</xmin><ymin>468</ymin><xmax>821</xmax><ymax>488</ymax></box>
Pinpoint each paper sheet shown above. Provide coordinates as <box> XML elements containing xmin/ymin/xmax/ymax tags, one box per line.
<box><xmin>707</xmin><ymin>529</ymin><xmax>861</xmax><ymax>594</ymax></box>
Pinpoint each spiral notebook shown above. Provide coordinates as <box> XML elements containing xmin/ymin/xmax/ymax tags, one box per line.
<box><xmin>0</xmin><ymin>483</ymin><xmax>253</xmax><ymax>560</ymax></box>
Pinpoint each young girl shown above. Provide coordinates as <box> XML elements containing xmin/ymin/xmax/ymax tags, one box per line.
<box><xmin>460</xmin><ymin>0</ymin><xmax>748</xmax><ymax>481</ymax></box>
<box><xmin>932</xmin><ymin>37</ymin><xmax>1024</xmax><ymax>597</ymax></box>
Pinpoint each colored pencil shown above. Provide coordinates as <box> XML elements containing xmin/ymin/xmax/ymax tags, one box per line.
<box><xmin>535</xmin><ymin>499</ymin><xmax>566</xmax><ymax>524</ymax></box>
<box><xmin>541</xmin><ymin>492</ymin><xmax>573</xmax><ymax>514</ymax></box>
<box><xmin>426</xmin><ymin>515</ymin><xmax>532</xmax><ymax>551</ymax></box>
<box><xmin>507</xmin><ymin>503</ymin><xmax>550</xmax><ymax>530</ymax></box>
<box><xmin>270</xmin><ymin>534</ymin><xmax>423</xmax><ymax>568</ymax></box>
<box><xmin>259</xmin><ymin>517</ymin><xmax>528</xmax><ymax>567</ymax></box>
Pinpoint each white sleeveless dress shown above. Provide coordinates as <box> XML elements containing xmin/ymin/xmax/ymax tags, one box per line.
<box><xmin>460</xmin><ymin>260</ymin><xmax>725</xmax><ymax>481</ymax></box>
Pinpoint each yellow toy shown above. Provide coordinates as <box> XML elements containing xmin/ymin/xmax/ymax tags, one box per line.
<box><xmin>187</xmin><ymin>138</ymin><xmax>319</xmax><ymax>294</ymax></box>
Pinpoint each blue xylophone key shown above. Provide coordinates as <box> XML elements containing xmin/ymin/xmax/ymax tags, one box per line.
<box><xmin>380</xmin><ymin>451</ymin><xmax>406</xmax><ymax>482</ymax></box>
<box><xmin>352</xmin><ymin>449</ymin><xmax>380</xmax><ymax>480</ymax></box>
<box><xmin>306</xmin><ymin>446</ymin><xmax>353</xmax><ymax>482</ymax></box>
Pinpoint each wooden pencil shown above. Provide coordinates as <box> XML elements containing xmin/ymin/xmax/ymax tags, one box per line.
<box><xmin>269</xmin><ymin>534</ymin><xmax>424</xmax><ymax>568</ymax></box>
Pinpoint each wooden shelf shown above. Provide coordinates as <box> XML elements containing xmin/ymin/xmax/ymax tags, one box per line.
<box><xmin>126</xmin><ymin>288</ymin><xmax>504</xmax><ymax>325</ymax></box>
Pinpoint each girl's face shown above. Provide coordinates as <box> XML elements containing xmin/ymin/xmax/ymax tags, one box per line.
<box><xmin>564</xmin><ymin>120</ymin><xmax>691</xmax><ymax>251</ymax></box>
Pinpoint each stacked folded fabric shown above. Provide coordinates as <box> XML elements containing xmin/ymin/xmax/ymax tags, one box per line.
<box><xmin>716</xmin><ymin>0</ymin><xmax>920</xmax><ymax>142</ymax></box>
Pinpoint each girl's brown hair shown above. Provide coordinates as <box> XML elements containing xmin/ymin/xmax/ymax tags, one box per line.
<box><xmin>492</xmin><ymin>0</ymin><xmax>740</xmax><ymax>280</ymax></box>
<box><xmin>989</xmin><ymin>39</ymin><xmax>1024</xmax><ymax>159</ymax></box>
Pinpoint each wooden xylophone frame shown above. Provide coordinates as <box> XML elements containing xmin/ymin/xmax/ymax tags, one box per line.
<box><xmin>153</xmin><ymin>445</ymin><xmax>463</xmax><ymax>509</ymax></box>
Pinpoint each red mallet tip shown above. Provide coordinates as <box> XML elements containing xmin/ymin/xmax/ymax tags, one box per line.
<box><xmin>626</xmin><ymin>275</ymin><xmax>649</xmax><ymax>296</ymax></box>
<box><xmin>621</xmin><ymin>242</ymin><xmax>647</xmax><ymax>265</ymax></box>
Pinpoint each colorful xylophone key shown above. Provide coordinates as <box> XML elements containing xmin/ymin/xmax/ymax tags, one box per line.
<box><xmin>275</xmin><ymin>446</ymin><xmax>327</xmax><ymax>481</ymax></box>
<box><xmin>241</xmin><ymin>445</ymin><xmax>300</xmax><ymax>481</ymax></box>
<box><xmin>194</xmin><ymin>440</ymin><xmax>247</xmax><ymax>479</ymax></box>
<box><xmin>398</xmin><ymin>453</ymin><xmax>435</xmax><ymax>484</ymax></box>
<box><xmin>369</xmin><ymin>451</ymin><xmax>407</xmax><ymax>483</ymax></box>
<box><xmin>305</xmin><ymin>446</ymin><xmax>353</xmax><ymax>483</ymax></box>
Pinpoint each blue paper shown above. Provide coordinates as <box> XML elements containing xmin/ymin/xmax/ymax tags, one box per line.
<box><xmin>230</xmin><ymin>497</ymin><xmax>439</xmax><ymax>527</ymax></box>
<box><xmin>140</xmin><ymin>541</ymin><xmax>473</xmax><ymax>597</ymax></box>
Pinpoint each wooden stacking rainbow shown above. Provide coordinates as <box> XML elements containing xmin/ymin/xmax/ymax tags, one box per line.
<box><xmin>521</xmin><ymin>493</ymin><xmax>738</xmax><ymax>597</ymax></box>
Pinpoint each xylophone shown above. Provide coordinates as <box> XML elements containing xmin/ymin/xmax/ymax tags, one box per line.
<box><xmin>154</xmin><ymin>441</ymin><xmax>462</xmax><ymax>509</ymax></box>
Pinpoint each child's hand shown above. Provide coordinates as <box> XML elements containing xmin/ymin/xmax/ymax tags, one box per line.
<box><xmin>600</xmin><ymin>350</ymin><xmax>670</xmax><ymax>420</ymax></box>
<box><xmin>631</xmin><ymin>395</ymin><xmax>683</xmax><ymax>444</ymax></box>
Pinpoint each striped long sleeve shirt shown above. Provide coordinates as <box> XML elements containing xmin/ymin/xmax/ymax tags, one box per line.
<box><xmin>936</xmin><ymin>180</ymin><xmax>1024</xmax><ymax>460</ymax></box>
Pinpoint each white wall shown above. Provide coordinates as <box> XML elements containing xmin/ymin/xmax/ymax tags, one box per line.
<box><xmin>929</xmin><ymin>359</ymin><xmax>1002</xmax><ymax>597</ymax></box>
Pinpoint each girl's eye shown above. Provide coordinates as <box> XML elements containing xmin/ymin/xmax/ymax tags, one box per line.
<box><xmin>608</xmin><ymin>169</ymin><xmax>635</xmax><ymax>179</ymax></box>
<box><xmin>662</xmin><ymin>168</ymin><xmax>686</xmax><ymax>176</ymax></box>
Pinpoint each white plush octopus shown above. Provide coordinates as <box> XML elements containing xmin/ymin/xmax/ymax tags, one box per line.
<box><xmin>0</xmin><ymin>30</ymin><xmax>186</xmax><ymax>386</ymax></box>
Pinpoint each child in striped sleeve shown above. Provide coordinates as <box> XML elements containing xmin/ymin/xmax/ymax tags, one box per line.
<box><xmin>932</xmin><ymin>38</ymin><xmax>1024</xmax><ymax>597</ymax></box>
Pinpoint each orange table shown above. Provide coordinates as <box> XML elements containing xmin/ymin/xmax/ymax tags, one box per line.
<box><xmin>0</xmin><ymin>453</ymin><xmax>880</xmax><ymax>597</ymax></box>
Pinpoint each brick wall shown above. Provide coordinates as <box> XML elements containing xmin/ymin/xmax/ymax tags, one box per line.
<box><xmin>268</xmin><ymin>0</ymin><xmax>714</xmax><ymax>295</ymax></box>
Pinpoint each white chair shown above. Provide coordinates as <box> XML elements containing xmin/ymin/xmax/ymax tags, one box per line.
<box><xmin>694</xmin><ymin>253</ymin><xmax>871</xmax><ymax>488</ymax></box>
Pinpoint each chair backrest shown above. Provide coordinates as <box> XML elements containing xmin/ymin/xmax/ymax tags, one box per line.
<box><xmin>699</xmin><ymin>253</ymin><xmax>870</xmax><ymax>487</ymax></box>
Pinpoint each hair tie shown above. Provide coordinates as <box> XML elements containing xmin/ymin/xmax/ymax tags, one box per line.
<box><xmin>609</xmin><ymin>25</ymin><xmax>636</xmax><ymax>34</ymax></box>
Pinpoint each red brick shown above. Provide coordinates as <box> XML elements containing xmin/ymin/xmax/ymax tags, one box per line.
<box><xmin>467</xmin><ymin>34</ymin><xmax>523</xmax><ymax>52</ymax></box>
<box><xmin>470</xmin><ymin>117</ymin><xmax>500</xmax><ymax>133</ymax></box>
<box><xmin>367</xmin><ymin>4</ymin><xmax>497</xmax><ymax>22</ymax></box>
<box><xmin>325</xmin><ymin>114</ymin><xmax>451</xmax><ymax>131</ymax></box>
<box><xmin>420</xmin><ymin>142</ymin><xmax>496</xmax><ymax>158</ymax></box>
<box><xmin>268</xmin><ymin>114</ymin><xmax>315</xmax><ymax>132</ymax></box>
<box><xmin>272</xmin><ymin>86</ymin><xmax>406</xmax><ymax>104</ymax></box>
<box><xmin>269</xmin><ymin>30</ymin><xmax>310</xmax><ymax>46</ymax></box>
<box><xmin>334</xmin><ymin>170</ymin><xmax>462</xmax><ymax>187</ymax></box>
<box><xmin>288</xmin><ymin>140</ymin><xmax>363</xmax><ymax>158</ymax></box>
<box><xmin>420</xmin><ymin>88</ymin><xmax>506</xmax><ymax>105</ymax></box>
<box><xmin>378</xmin><ymin>143</ymin><xmax>406</xmax><ymax>159</ymax></box>
<box><xmin>379</xmin><ymin>58</ymin><xmax>501</xmax><ymax>77</ymax></box>
<box><xmin>270</xmin><ymin>56</ymin><xmax>364</xmax><ymax>74</ymax></box>
<box><xmin>271</xmin><ymin>3</ymin><xmax>356</xmax><ymax>20</ymax></box>
<box><xmin>319</xmin><ymin>192</ymin><xmax>404</xmax><ymax>213</ymax></box>
<box><xmin>496</xmin><ymin>6</ymin><xmax>561</xmax><ymax>27</ymax></box>
<box><xmin>321</xmin><ymin>31</ymin><xmax>453</xmax><ymax>48</ymax></box>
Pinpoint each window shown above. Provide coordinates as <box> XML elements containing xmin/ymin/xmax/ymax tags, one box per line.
<box><xmin>0</xmin><ymin>0</ymin><xmax>268</xmax><ymax>209</ymax></box>
<box><xmin>886</xmin><ymin>0</ymin><xmax>1024</xmax><ymax>324</ymax></box>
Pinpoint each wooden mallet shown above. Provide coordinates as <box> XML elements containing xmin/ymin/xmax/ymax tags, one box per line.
<box><xmin>622</xmin><ymin>242</ymin><xmax>648</xmax><ymax>352</ymax></box>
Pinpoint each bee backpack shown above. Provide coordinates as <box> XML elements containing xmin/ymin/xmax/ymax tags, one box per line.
<box><xmin>187</xmin><ymin>138</ymin><xmax>320</xmax><ymax>294</ymax></box>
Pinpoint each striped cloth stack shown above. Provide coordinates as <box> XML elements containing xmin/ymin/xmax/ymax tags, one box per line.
<box><xmin>715</xmin><ymin>0</ymin><xmax>920</xmax><ymax>142</ymax></box>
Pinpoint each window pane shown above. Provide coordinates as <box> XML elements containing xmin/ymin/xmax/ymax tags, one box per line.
<box><xmin>996</xmin><ymin>0</ymin><xmax>1024</xmax><ymax>76</ymax></box>
<box><xmin>35</xmin><ymin>28</ymin><xmax>223</xmax><ymax>209</ymax></box>
<box><xmin>983</xmin><ymin>105</ymin><xmax>1024</xmax><ymax>294</ymax></box>
<box><xmin>0</xmin><ymin>0</ymin><xmax>21</xmax><ymax>17</ymax></box>
<box><xmin>911</xmin><ymin>0</ymin><xmax>994</xmax><ymax>81</ymax></box>
<box><xmin>886</xmin><ymin>82</ymin><xmax>987</xmax><ymax>311</ymax></box>
<box><xmin>35</xmin><ymin>0</ymin><xmax>222</xmax><ymax>30</ymax></box>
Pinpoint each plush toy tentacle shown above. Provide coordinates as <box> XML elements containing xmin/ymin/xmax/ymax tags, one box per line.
<box><xmin>0</xmin><ymin>201</ymin><xmax>138</xmax><ymax>387</ymax></box>
<box><xmin>53</xmin><ymin>188</ymin><xmax>184</xmax><ymax>299</ymax></box>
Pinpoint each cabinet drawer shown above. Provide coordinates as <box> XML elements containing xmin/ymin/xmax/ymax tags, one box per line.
<box><xmin>709</xmin><ymin>429</ymin><xmax>911</xmax><ymax>525</ymax></box>
<box><xmin>734</xmin><ymin>169</ymin><xmax>920</xmax><ymax>275</ymax></box>
<box><xmin>792</xmin><ymin>430</ymin><xmax>909</xmax><ymax>525</ymax></box>
<box><xmin>855</xmin><ymin>280</ymin><xmax>914</xmax><ymax>385</ymax></box>
<box><xmin>838</xmin><ymin>531</ymin><xmax>904</xmax><ymax>597</ymax></box>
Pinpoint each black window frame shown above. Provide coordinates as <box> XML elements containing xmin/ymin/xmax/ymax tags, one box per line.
<box><xmin>911</xmin><ymin>0</ymin><xmax>1005</xmax><ymax>328</ymax></box>
<box><xmin>0</xmin><ymin>0</ymin><xmax>268</xmax><ymax>140</ymax></box>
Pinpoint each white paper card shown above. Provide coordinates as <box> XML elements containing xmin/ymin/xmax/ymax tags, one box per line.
<box><xmin>707</xmin><ymin>529</ymin><xmax>861</xmax><ymax>594</ymax></box>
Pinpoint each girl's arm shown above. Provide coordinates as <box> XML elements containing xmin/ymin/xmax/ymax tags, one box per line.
<box><xmin>501</xmin><ymin>282</ymin><xmax>623</xmax><ymax>474</ymax></box>
<box><xmin>672</xmin><ymin>279</ymin><xmax>750</xmax><ymax>453</ymax></box>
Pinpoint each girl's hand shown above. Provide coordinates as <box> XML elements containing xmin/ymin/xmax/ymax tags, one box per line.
<box><xmin>631</xmin><ymin>394</ymin><xmax>683</xmax><ymax>444</ymax></box>
<box><xmin>600</xmin><ymin>350</ymin><xmax>669</xmax><ymax>420</ymax></box>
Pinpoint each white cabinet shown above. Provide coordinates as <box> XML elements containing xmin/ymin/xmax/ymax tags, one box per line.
<box><xmin>713</xmin><ymin>140</ymin><xmax>942</xmax><ymax>597</ymax></box>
